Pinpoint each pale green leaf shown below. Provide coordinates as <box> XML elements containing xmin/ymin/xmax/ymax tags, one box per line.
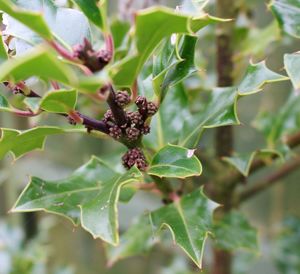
<box><xmin>40</xmin><ymin>89</ymin><xmax>77</xmax><ymax>114</ymax></box>
<box><xmin>270</xmin><ymin>0</ymin><xmax>300</xmax><ymax>38</ymax></box>
<box><xmin>12</xmin><ymin>157</ymin><xmax>142</xmax><ymax>245</ymax></box>
<box><xmin>0</xmin><ymin>46</ymin><xmax>76</xmax><ymax>85</ymax></box>
<box><xmin>284</xmin><ymin>52</ymin><xmax>300</xmax><ymax>91</ymax></box>
<box><xmin>0</xmin><ymin>35</ymin><xmax>8</xmax><ymax>63</ymax></box>
<box><xmin>0</xmin><ymin>0</ymin><xmax>52</xmax><ymax>39</ymax></box>
<box><xmin>150</xmin><ymin>188</ymin><xmax>218</xmax><ymax>269</ymax></box>
<box><xmin>0</xmin><ymin>126</ymin><xmax>85</xmax><ymax>160</ymax></box>
<box><xmin>223</xmin><ymin>149</ymin><xmax>282</xmax><ymax>177</ymax></box>
<box><xmin>238</xmin><ymin>61</ymin><xmax>288</xmax><ymax>95</ymax></box>
<box><xmin>148</xmin><ymin>144</ymin><xmax>202</xmax><ymax>178</ymax></box>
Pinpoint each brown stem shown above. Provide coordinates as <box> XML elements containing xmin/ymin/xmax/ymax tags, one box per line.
<box><xmin>237</xmin><ymin>155</ymin><xmax>300</xmax><ymax>203</ymax></box>
<box><xmin>212</xmin><ymin>0</ymin><xmax>237</xmax><ymax>273</ymax></box>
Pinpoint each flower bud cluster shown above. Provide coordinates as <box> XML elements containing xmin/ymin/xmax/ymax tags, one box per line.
<box><xmin>73</xmin><ymin>38</ymin><xmax>112</xmax><ymax>72</ymax></box>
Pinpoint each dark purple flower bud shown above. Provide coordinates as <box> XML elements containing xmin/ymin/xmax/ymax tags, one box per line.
<box><xmin>115</xmin><ymin>91</ymin><xmax>131</xmax><ymax>107</ymax></box>
<box><xmin>125</xmin><ymin>127</ymin><xmax>140</xmax><ymax>141</ymax></box>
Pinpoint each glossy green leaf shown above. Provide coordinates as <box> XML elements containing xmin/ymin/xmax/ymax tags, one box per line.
<box><xmin>284</xmin><ymin>52</ymin><xmax>300</xmax><ymax>91</ymax></box>
<box><xmin>0</xmin><ymin>94</ymin><xmax>13</xmax><ymax>112</ymax></box>
<box><xmin>270</xmin><ymin>0</ymin><xmax>300</xmax><ymax>38</ymax></box>
<box><xmin>111</xmin><ymin>19</ymin><xmax>130</xmax><ymax>50</ymax></box>
<box><xmin>273</xmin><ymin>216</ymin><xmax>300</xmax><ymax>274</ymax></box>
<box><xmin>40</xmin><ymin>89</ymin><xmax>77</xmax><ymax>114</ymax></box>
<box><xmin>111</xmin><ymin>7</ymin><xmax>224</xmax><ymax>87</ymax></box>
<box><xmin>213</xmin><ymin>211</ymin><xmax>258</xmax><ymax>252</ymax></box>
<box><xmin>238</xmin><ymin>61</ymin><xmax>288</xmax><ymax>95</ymax></box>
<box><xmin>12</xmin><ymin>157</ymin><xmax>142</xmax><ymax>245</ymax></box>
<box><xmin>2</xmin><ymin>0</ymin><xmax>90</xmax><ymax>48</ymax></box>
<box><xmin>180</xmin><ymin>87</ymin><xmax>239</xmax><ymax>147</ymax></box>
<box><xmin>107</xmin><ymin>215</ymin><xmax>155</xmax><ymax>265</ymax></box>
<box><xmin>0</xmin><ymin>126</ymin><xmax>85</xmax><ymax>160</ymax></box>
<box><xmin>223</xmin><ymin>149</ymin><xmax>282</xmax><ymax>177</ymax></box>
<box><xmin>144</xmin><ymin>83</ymin><xmax>192</xmax><ymax>151</ymax></box>
<box><xmin>150</xmin><ymin>188</ymin><xmax>218</xmax><ymax>269</ymax></box>
<box><xmin>160</xmin><ymin>35</ymin><xmax>198</xmax><ymax>100</ymax></box>
<box><xmin>237</xmin><ymin>21</ymin><xmax>280</xmax><ymax>60</ymax></box>
<box><xmin>0</xmin><ymin>46</ymin><xmax>107</xmax><ymax>93</ymax></box>
<box><xmin>0</xmin><ymin>46</ymin><xmax>76</xmax><ymax>85</ymax></box>
<box><xmin>72</xmin><ymin>0</ymin><xmax>105</xmax><ymax>30</ymax></box>
<box><xmin>253</xmin><ymin>92</ymin><xmax>300</xmax><ymax>149</ymax></box>
<box><xmin>0</xmin><ymin>0</ymin><xmax>53</xmax><ymax>39</ymax></box>
<box><xmin>23</xmin><ymin>97</ymin><xmax>41</xmax><ymax>113</ymax></box>
<box><xmin>148</xmin><ymin>144</ymin><xmax>202</xmax><ymax>178</ymax></box>
<box><xmin>0</xmin><ymin>35</ymin><xmax>8</xmax><ymax>64</ymax></box>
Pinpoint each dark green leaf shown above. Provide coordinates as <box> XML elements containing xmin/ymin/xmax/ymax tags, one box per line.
<box><xmin>72</xmin><ymin>0</ymin><xmax>105</xmax><ymax>30</ymax></box>
<box><xmin>150</xmin><ymin>188</ymin><xmax>218</xmax><ymax>268</ymax></box>
<box><xmin>148</xmin><ymin>144</ymin><xmax>202</xmax><ymax>178</ymax></box>
<box><xmin>253</xmin><ymin>92</ymin><xmax>300</xmax><ymax>149</ymax></box>
<box><xmin>273</xmin><ymin>216</ymin><xmax>300</xmax><ymax>274</ymax></box>
<box><xmin>213</xmin><ymin>211</ymin><xmax>258</xmax><ymax>252</ymax></box>
<box><xmin>160</xmin><ymin>35</ymin><xmax>198</xmax><ymax>100</ymax></box>
<box><xmin>179</xmin><ymin>87</ymin><xmax>239</xmax><ymax>147</ymax></box>
<box><xmin>144</xmin><ymin>83</ymin><xmax>192</xmax><ymax>151</ymax></box>
<box><xmin>12</xmin><ymin>157</ymin><xmax>142</xmax><ymax>245</ymax></box>
<box><xmin>107</xmin><ymin>215</ymin><xmax>155</xmax><ymax>265</ymax></box>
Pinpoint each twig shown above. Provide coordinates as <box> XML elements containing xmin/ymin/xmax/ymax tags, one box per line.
<box><xmin>237</xmin><ymin>155</ymin><xmax>300</xmax><ymax>203</ymax></box>
<box><xmin>5</xmin><ymin>81</ymin><xmax>109</xmax><ymax>135</ymax></box>
<box><xmin>106</xmin><ymin>84</ymin><xmax>128</xmax><ymax>127</ymax></box>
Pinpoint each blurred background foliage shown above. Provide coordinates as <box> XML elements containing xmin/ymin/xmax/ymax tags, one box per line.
<box><xmin>0</xmin><ymin>0</ymin><xmax>300</xmax><ymax>273</ymax></box>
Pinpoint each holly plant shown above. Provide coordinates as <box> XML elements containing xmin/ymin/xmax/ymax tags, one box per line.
<box><xmin>0</xmin><ymin>0</ymin><xmax>300</xmax><ymax>273</ymax></box>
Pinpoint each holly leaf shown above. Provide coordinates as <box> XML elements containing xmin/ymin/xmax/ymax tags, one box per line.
<box><xmin>0</xmin><ymin>46</ymin><xmax>108</xmax><ymax>93</ymax></box>
<box><xmin>160</xmin><ymin>35</ymin><xmax>198</xmax><ymax>100</ymax></box>
<box><xmin>270</xmin><ymin>0</ymin><xmax>300</xmax><ymax>38</ymax></box>
<box><xmin>107</xmin><ymin>214</ymin><xmax>156</xmax><ymax>265</ymax></box>
<box><xmin>213</xmin><ymin>211</ymin><xmax>258</xmax><ymax>253</ymax></box>
<box><xmin>180</xmin><ymin>87</ymin><xmax>239</xmax><ymax>147</ymax></box>
<box><xmin>0</xmin><ymin>0</ymin><xmax>53</xmax><ymax>39</ymax></box>
<box><xmin>0</xmin><ymin>94</ymin><xmax>13</xmax><ymax>113</ymax></box>
<box><xmin>111</xmin><ymin>7</ymin><xmax>225</xmax><ymax>87</ymax></box>
<box><xmin>0</xmin><ymin>35</ymin><xmax>8</xmax><ymax>64</ymax></box>
<box><xmin>0</xmin><ymin>46</ymin><xmax>76</xmax><ymax>85</ymax></box>
<box><xmin>12</xmin><ymin>157</ymin><xmax>143</xmax><ymax>245</ymax></box>
<box><xmin>72</xmin><ymin>0</ymin><xmax>106</xmax><ymax>31</ymax></box>
<box><xmin>150</xmin><ymin>188</ymin><xmax>218</xmax><ymax>269</ymax></box>
<box><xmin>144</xmin><ymin>83</ymin><xmax>192</xmax><ymax>151</ymax></box>
<box><xmin>238</xmin><ymin>61</ymin><xmax>288</xmax><ymax>95</ymax></box>
<box><xmin>0</xmin><ymin>126</ymin><xmax>85</xmax><ymax>160</ymax></box>
<box><xmin>148</xmin><ymin>144</ymin><xmax>202</xmax><ymax>178</ymax></box>
<box><xmin>284</xmin><ymin>52</ymin><xmax>300</xmax><ymax>92</ymax></box>
<box><xmin>2</xmin><ymin>0</ymin><xmax>91</xmax><ymax>48</ymax></box>
<box><xmin>40</xmin><ymin>89</ymin><xmax>77</xmax><ymax>114</ymax></box>
<box><xmin>253</xmin><ymin>92</ymin><xmax>300</xmax><ymax>149</ymax></box>
<box><xmin>273</xmin><ymin>216</ymin><xmax>300</xmax><ymax>274</ymax></box>
<box><xmin>223</xmin><ymin>149</ymin><xmax>282</xmax><ymax>177</ymax></box>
